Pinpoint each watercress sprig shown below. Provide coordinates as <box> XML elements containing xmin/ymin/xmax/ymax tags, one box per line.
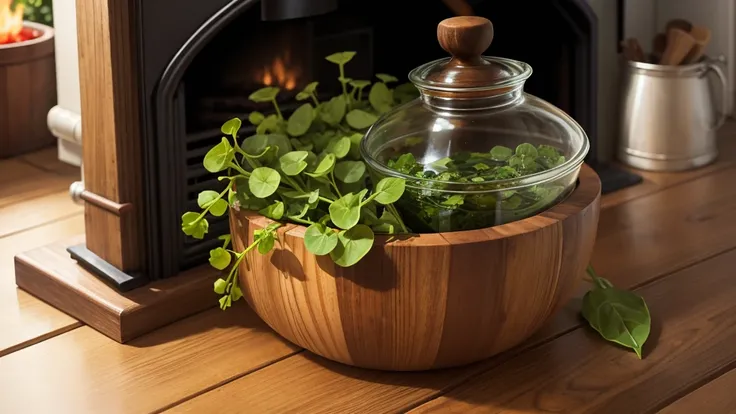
<box><xmin>181</xmin><ymin>50</ymin><xmax>418</xmax><ymax>308</ymax></box>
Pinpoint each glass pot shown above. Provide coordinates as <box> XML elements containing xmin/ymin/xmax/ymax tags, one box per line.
<box><xmin>360</xmin><ymin>16</ymin><xmax>590</xmax><ymax>233</ymax></box>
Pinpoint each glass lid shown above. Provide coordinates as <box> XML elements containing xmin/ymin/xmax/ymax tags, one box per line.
<box><xmin>359</xmin><ymin>16</ymin><xmax>590</xmax><ymax>233</ymax></box>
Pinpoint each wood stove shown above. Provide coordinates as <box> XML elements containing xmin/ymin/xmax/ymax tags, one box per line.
<box><xmin>15</xmin><ymin>0</ymin><xmax>617</xmax><ymax>342</ymax></box>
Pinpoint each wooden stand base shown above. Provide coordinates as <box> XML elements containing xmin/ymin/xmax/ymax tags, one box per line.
<box><xmin>14</xmin><ymin>235</ymin><xmax>219</xmax><ymax>342</ymax></box>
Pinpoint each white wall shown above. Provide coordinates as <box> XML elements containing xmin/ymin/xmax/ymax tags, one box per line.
<box><xmin>50</xmin><ymin>0</ymin><xmax>82</xmax><ymax>166</ymax></box>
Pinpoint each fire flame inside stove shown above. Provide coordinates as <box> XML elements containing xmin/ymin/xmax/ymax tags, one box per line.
<box><xmin>0</xmin><ymin>0</ymin><xmax>25</xmax><ymax>45</ymax></box>
<box><xmin>258</xmin><ymin>50</ymin><xmax>301</xmax><ymax>91</ymax></box>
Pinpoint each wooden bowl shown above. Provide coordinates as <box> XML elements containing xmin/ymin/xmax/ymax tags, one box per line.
<box><xmin>0</xmin><ymin>22</ymin><xmax>56</xmax><ymax>159</ymax></box>
<box><xmin>231</xmin><ymin>164</ymin><xmax>601</xmax><ymax>371</ymax></box>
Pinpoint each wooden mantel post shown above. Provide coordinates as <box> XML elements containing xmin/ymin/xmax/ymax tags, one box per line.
<box><xmin>76</xmin><ymin>0</ymin><xmax>144</xmax><ymax>272</ymax></box>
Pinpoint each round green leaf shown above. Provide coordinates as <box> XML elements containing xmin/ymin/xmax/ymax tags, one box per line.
<box><xmin>320</xmin><ymin>95</ymin><xmax>347</xmax><ymax>126</ymax></box>
<box><xmin>256</xmin><ymin>114</ymin><xmax>281</xmax><ymax>135</ymax></box>
<box><xmin>394</xmin><ymin>82</ymin><xmax>419</xmax><ymax>104</ymax></box>
<box><xmin>325</xmin><ymin>51</ymin><xmax>356</xmax><ymax>65</ymax></box>
<box><xmin>181</xmin><ymin>211</ymin><xmax>199</xmax><ymax>227</ymax></box>
<box><xmin>203</xmin><ymin>138</ymin><xmax>234</xmax><ymax>173</ymax></box>
<box><xmin>249</xmin><ymin>86</ymin><xmax>280</xmax><ymax>103</ymax></box>
<box><xmin>248</xmin><ymin>167</ymin><xmax>281</xmax><ymax>198</ymax></box>
<box><xmin>490</xmin><ymin>145</ymin><xmax>513</xmax><ymax>161</ymax></box>
<box><xmin>328</xmin><ymin>193</ymin><xmax>362</xmax><ymax>230</ymax></box>
<box><xmin>376</xmin><ymin>73</ymin><xmax>398</xmax><ymax>83</ymax></box>
<box><xmin>304</xmin><ymin>223</ymin><xmax>339</xmax><ymax>255</ymax></box>
<box><xmin>326</xmin><ymin>137</ymin><xmax>351</xmax><ymax>159</ymax></box>
<box><xmin>258</xmin><ymin>233</ymin><xmax>275</xmax><ymax>254</ymax></box>
<box><xmin>258</xmin><ymin>201</ymin><xmax>284</xmax><ymax>220</ymax></box>
<box><xmin>267</xmin><ymin>133</ymin><xmax>293</xmax><ymax>158</ymax></box>
<box><xmin>231</xmin><ymin>284</ymin><xmax>243</xmax><ymax>301</ymax></box>
<box><xmin>248</xmin><ymin>111</ymin><xmax>264</xmax><ymax>125</ymax></box>
<box><xmin>330</xmin><ymin>224</ymin><xmax>375</xmax><ymax>267</ymax></box>
<box><xmin>515</xmin><ymin>143</ymin><xmax>538</xmax><ymax>157</ymax></box>
<box><xmin>181</xmin><ymin>213</ymin><xmax>208</xmax><ymax>239</ymax></box>
<box><xmin>213</xmin><ymin>278</ymin><xmax>228</xmax><ymax>294</ymax></box>
<box><xmin>306</xmin><ymin>153</ymin><xmax>336</xmax><ymax>178</ymax></box>
<box><xmin>348</xmin><ymin>133</ymin><xmax>363</xmax><ymax>159</ymax></box>
<box><xmin>345</xmin><ymin>109</ymin><xmax>378</xmax><ymax>130</ymax></box>
<box><xmin>208</xmin><ymin>247</ymin><xmax>232</xmax><ymax>270</ymax></box>
<box><xmin>303</xmin><ymin>81</ymin><xmax>319</xmax><ymax>93</ymax></box>
<box><xmin>334</xmin><ymin>161</ymin><xmax>366</xmax><ymax>184</ymax></box>
<box><xmin>349</xmin><ymin>80</ymin><xmax>371</xmax><ymax>89</ymax></box>
<box><xmin>287</xmin><ymin>103</ymin><xmax>314</xmax><ymax>137</ymax></box>
<box><xmin>221</xmin><ymin>118</ymin><xmax>242</xmax><ymax>137</ymax></box>
<box><xmin>242</xmin><ymin>134</ymin><xmax>268</xmax><ymax>156</ymax></box>
<box><xmin>373</xmin><ymin>177</ymin><xmax>406</xmax><ymax>205</ymax></box>
<box><xmin>369</xmin><ymin>82</ymin><xmax>393</xmax><ymax>114</ymax></box>
<box><xmin>197</xmin><ymin>190</ymin><xmax>220</xmax><ymax>209</ymax></box>
<box><xmin>279</xmin><ymin>151</ymin><xmax>309</xmax><ymax>176</ymax></box>
<box><xmin>537</xmin><ymin>144</ymin><xmax>560</xmax><ymax>159</ymax></box>
<box><xmin>209</xmin><ymin>199</ymin><xmax>229</xmax><ymax>217</ymax></box>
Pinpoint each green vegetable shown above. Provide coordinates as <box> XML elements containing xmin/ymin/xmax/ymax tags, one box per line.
<box><xmin>384</xmin><ymin>143</ymin><xmax>570</xmax><ymax>232</ymax></box>
<box><xmin>582</xmin><ymin>265</ymin><xmax>651</xmax><ymax>358</ymax></box>
<box><xmin>181</xmin><ymin>51</ymin><xmax>417</xmax><ymax>309</ymax></box>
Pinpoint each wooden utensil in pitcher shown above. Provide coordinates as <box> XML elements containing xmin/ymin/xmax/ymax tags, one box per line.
<box><xmin>651</xmin><ymin>32</ymin><xmax>667</xmax><ymax>64</ymax></box>
<box><xmin>682</xmin><ymin>25</ymin><xmax>712</xmax><ymax>64</ymax></box>
<box><xmin>622</xmin><ymin>38</ymin><xmax>646</xmax><ymax>62</ymax></box>
<box><xmin>660</xmin><ymin>28</ymin><xmax>696</xmax><ymax>65</ymax></box>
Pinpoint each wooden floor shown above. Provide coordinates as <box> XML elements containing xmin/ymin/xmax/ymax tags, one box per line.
<box><xmin>2</xmin><ymin>133</ymin><xmax>736</xmax><ymax>413</ymax></box>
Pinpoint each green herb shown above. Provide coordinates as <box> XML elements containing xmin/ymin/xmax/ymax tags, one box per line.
<box><xmin>181</xmin><ymin>51</ymin><xmax>419</xmax><ymax>309</ymax></box>
<box><xmin>384</xmin><ymin>143</ymin><xmax>569</xmax><ymax>232</ymax></box>
<box><xmin>582</xmin><ymin>265</ymin><xmax>651</xmax><ymax>358</ymax></box>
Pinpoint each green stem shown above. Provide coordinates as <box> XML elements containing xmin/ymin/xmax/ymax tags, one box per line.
<box><xmin>228</xmin><ymin>162</ymin><xmax>251</xmax><ymax>177</ymax></box>
<box><xmin>295</xmin><ymin>175</ymin><xmax>308</xmax><ymax>190</ymax></box>
<box><xmin>387</xmin><ymin>204</ymin><xmax>409</xmax><ymax>233</ymax></box>
<box><xmin>310</xmin><ymin>92</ymin><xmax>320</xmax><ymax>106</ymax></box>
<box><xmin>358</xmin><ymin>87</ymin><xmax>364</xmax><ymax>103</ymax></box>
<box><xmin>281</xmin><ymin>174</ymin><xmax>305</xmax><ymax>193</ymax></box>
<box><xmin>586</xmin><ymin>265</ymin><xmax>611</xmax><ymax>290</ymax></box>
<box><xmin>318</xmin><ymin>196</ymin><xmax>334</xmax><ymax>204</ymax></box>
<box><xmin>288</xmin><ymin>216</ymin><xmax>316</xmax><ymax>226</ymax></box>
<box><xmin>196</xmin><ymin>180</ymin><xmax>234</xmax><ymax>221</ymax></box>
<box><xmin>339</xmin><ymin>63</ymin><xmax>349</xmax><ymax>107</ymax></box>
<box><xmin>225</xmin><ymin>249</ymin><xmax>248</xmax><ymax>285</ymax></box>
<box><xmin>329</xmin><ymin>172</ymin><xmax>343</xmax><ymax>198</ymax></box>
<box><xmin>271</xmin><ymin>98</ymin><xmax>283</xmax><ymax>120</ymax></box>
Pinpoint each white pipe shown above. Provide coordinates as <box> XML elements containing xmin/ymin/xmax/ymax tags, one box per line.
<box><xmin>47</xmin><ymin>105</ymin><xmax>82</xmax><ymax>144</ymax></box>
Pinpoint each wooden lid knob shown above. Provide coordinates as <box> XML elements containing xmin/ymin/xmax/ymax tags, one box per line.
<box><xmin>437</xmin><ymin>16</ymin><xmax>494</xmax><ymax>65</ymax></box>
<box><xmin>412</xmin><ymin>16</ymin><xmax>522</xmax><ymax>98</ymax></box>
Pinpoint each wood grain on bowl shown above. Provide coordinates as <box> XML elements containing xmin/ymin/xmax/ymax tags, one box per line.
<box><xmin>0</xmin><ymin>23</ymin><xmax>56</xmax><ymax>159</ymax></box>
<box><xmin>231</xmin><ymin>164</ymin><xmax>601</xmax><ymax>371</ymax></box>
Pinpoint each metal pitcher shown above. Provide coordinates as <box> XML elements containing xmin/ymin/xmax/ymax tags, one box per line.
<box><xmin>618</xmin><ymin>57</ymin><xmax>728</xmax><ymax>171</ymax></box>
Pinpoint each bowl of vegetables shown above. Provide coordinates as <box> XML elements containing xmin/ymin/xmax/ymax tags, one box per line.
<box><xmin>185</xmin><ymin>16</ymin><xmax>601</xmax><ymax>371</ymax></box>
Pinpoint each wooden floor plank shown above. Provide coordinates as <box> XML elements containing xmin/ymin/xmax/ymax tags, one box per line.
<box><xmin>18</xmin><ymin>146</ymin><xmax>81</xmax><ymax>177</ymax></box>
<box><xmin>0</xmin><ymin>303</ymin><xmax>299</xmax><ymax>413</ymax></box>
<box><xmin>601</xmin><ymin>130</ymin><xmax>736</xmax><ymax>210</ymax></box>
<box><xmin>0</xmin><ymin>215</ymin><xmax>85</xmax><ymax>356</ymax></box>
<box><xmin>660</xmin><ymin>369</ymin><xmax>736</xmax><ymax>413</ymax></box>
<box><xmin>411</xmin><ymin>248</ymin><xmax>736</xmax><ymax>414</ymax></box>
<box><xmin>0</xmin><ymin>159</ymin><xmax>77</xmax><ymax>211</ymax></box>
<box><xmin>0</xmin><ymin>150</ymin><xmax>84</xmax><ymax>356</ymax></box>
<box><xmin>0</xmin><ymin>190</ymin><xmax>82</xmax><ymax>238</ymax></box>
<box><xmin>163</xmin><ymin>165</ymin><xmax>736</xmax><ymax>413</ymax></box>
